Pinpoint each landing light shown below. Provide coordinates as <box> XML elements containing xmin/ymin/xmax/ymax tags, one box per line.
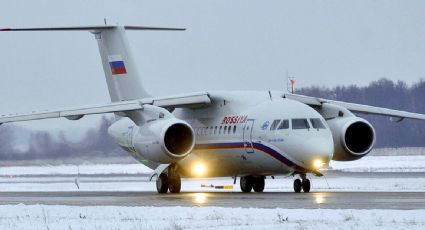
<box><xmin>313</xmin><ymin>159</ymin><xmax>325</xmax><ymax>169</ymax></box>
<box><xmin>193</xmin><ymin>163</ymin><xmax>206</xmax><ymax>176</ymax></box>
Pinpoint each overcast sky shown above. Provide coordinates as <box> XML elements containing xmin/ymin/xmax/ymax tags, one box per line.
<box><xmin>1</xmin><ymin>0</ymin><xmax>425</xmax><ymax>135</ymax></box>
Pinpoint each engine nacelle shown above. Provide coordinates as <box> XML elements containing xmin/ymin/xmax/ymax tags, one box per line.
<box><xmin>108</xmin><ymin>117</ymin><xmax>195</xmax><ymax>164</ymax></box>
<box><xmin>327</xmin><ymin>116</ymin><xmax>376</xmax><ymax>161</ymax></box>
<box><xmin>133</xmin><ymin>118</ymin><xmax>195</xmax><ymax>163</ymax></box>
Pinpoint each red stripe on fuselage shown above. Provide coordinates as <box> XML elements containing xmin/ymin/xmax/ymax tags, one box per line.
<box><xmin>195</xmin><ymin>142</ymin><xmax>307</xmax><ymax>173</ymax></box>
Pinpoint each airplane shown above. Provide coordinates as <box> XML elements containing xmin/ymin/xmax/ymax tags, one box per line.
<box><xmin>1</xmin><ymin>25</ymin><xmax>425</xmax><ymax>194</ymax></box>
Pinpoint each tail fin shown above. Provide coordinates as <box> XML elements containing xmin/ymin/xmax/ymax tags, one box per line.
<box><xmin>1</xmin><ymin>25</ymin><xmax>185</xmax><ymax>102</ymax></box>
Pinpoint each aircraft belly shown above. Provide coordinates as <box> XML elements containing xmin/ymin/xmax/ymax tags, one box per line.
<box><xmin>178</xmin><ymin>147</ymin><xmax>293</xmax><ymax>177</ymax></box>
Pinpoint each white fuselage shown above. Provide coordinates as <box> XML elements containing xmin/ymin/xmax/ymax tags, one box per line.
<box><xmin>111</xmin><ymin>91</ymin><xmax>334</xmax><ymax>178</ymax></box>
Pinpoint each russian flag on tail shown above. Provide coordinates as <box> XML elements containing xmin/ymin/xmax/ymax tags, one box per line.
<box><xmin>108</xmin><ymin>55</ymin><xmax>127</xmax><ymax>75</ymax></box>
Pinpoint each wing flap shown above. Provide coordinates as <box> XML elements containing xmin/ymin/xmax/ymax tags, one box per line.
<box><xmin>59</xmin><ymin>101</ymin><xmax>143</xmax><ymax>117</ymax></box>
<box><xmin>153</xmin><ymin>93</ymin><xmax>211</xmax><ymax>108</ymax></box>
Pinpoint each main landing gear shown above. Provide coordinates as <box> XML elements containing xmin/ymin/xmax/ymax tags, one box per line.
<box><xmin>293</xmin><ymin>174</ymin><xmax>310</xmax><ymax>193</ymax></box>
<box><xmin>156</xmin><ymin>165</ymin><xmax>181</xmax><ymax>194</ymax></box>
<box><xmin>240</xmin><ymin>176</ymin><xmax>265</xmax><ymax>192</ymax></box>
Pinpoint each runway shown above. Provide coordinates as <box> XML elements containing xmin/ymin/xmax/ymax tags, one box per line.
<box><xmin>0</xmin><ymin>191</ymin><xmax>424</xmax><ymax>209</ymax></box>
<box><xmin>0</xmin><ymin>164</ymin><xmax>424</xmax><ymax>210</ymax></box>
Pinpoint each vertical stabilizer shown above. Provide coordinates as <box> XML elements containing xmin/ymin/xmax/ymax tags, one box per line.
<box><xmin>94</xmin><ymin>27</ymin><xmax>149</xmax><ymax>102</ymax></box>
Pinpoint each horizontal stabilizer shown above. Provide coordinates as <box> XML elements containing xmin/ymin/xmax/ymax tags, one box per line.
<box><xmin>0</xmin><ymin>25</ymin><xmax>185</xmax><ymax>32</ymax></box>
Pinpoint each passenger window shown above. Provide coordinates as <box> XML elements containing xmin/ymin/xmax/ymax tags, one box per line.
<box><xmin>214</xmin><ymin>126</ymin><xmax>218</xmax><ymax>135</ymax></box>
<box><xmin>292</xmin><ymin>119</ymin><xmax>310</xmax><ymax>130</ymax></box>
<box><xmin>224</xmin><ymin>126</ymin><xmax>228</xmax><ymax>133</ymax></box>
<box><xmin>233</xmin><ymin>125</ymin><xmax>237</xmax><ymax>134</ymax></box>
<box><xmin>219</xmin><ymin>126</ymin><xmax>222</xmax><ymax>134</ymax></box>
<box><xmin>228</xmin><ymin>126</ymin><xmax>231</xmax><ymax>134</ymax></box>
<box><xmin>270</xmin><ymin>119</ymin><xmax>281</xmax><ymax>131</ymax></box>
<box><xmin>209</xmin><ymin>126</ymin><xmax>213</xmax><ymax>135</ymax></box>
<box><xmin>310</xmin><ymin>118</ymin><xmax>326</xmax><ymax>129</ymax></box>
<box><xmin>278</xmin><ymin>120</ymin><xmax>289</xmax><ymax>129</ymax></box>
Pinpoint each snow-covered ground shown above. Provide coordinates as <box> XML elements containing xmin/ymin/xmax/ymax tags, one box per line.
<box><xmin>0</xmin><ymin>155</ymin><xmax>424</xmax><ymax>192</ymax></box>
<box><xmin>0</xmin><ymin>175</ymin><xmax>424</xmax><ymax>192</ymax></box>
<box><xmin>0</xmin><ymin>155</ymin><xmax>424</xmax><ymax>229</ymax></box>
<box><xmin>0</xmin><ymin>163</ymin><xmax>151</xmax><ymax>176</ymax></box>
<box><xmin>0</xmin><ymin>205</ymin><xmax>423</xmax><ymax>230</ymax></box>
<box><xmin>330</xmin><ymin>155</ymin><xmax>425</xmax><ymax>172</ymax></box>
<box><xmin>1</xmin><ymin>155</ymin><xmax>425</xmax><ymax>177</ymax></box>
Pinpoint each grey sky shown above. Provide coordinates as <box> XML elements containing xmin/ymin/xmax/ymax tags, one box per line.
<box><xmin>1</xmin><ymin>0</ymin><xmax>425</xmax><ymax>135</ymax></box>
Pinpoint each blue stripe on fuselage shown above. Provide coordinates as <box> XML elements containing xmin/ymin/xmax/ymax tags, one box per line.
<box><xmin>195</xmin><ymin>142</ymin><xmax>307</xmax><ymax>172</ymax></box>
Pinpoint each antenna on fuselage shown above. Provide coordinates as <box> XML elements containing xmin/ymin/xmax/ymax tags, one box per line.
<box><xmin>286</xmin><ymin>71</ymin><xmax>297</xmax><ymax>94</ymax></box>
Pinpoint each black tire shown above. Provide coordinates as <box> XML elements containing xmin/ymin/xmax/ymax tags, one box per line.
<box><xmin>253</xmin><ymin>177</ymin><xmax>265</xmax><ymax>192</ymax></box>
<box><xmin>240</xmin><ymin>176</ymin><xmax>253</xmax><ymax>192</ymax></box>
<box><xmin>168</xmin><ymin>174</ymin><xmax>181</xmax><ymax>193</ymax></box>
<box><xmin>156</xmin><ymin>173</ymin><xmax>169</xmax><ymax>194</ymax></box>
<box><xmin>293</xmin><ymin>179</ymin><xmax>302</xmax><ymax>193</ymax></box>
<box><xmin>302</xmin><ymin>179</ymin><xmax>311</xmax><ymax>193</ymax></box>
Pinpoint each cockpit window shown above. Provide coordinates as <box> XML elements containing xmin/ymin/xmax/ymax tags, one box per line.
<box><xmin>310</xmin><ymin>118</ymin><xmax>326</xmax><ymax>129</ymax></box>
<box><xmin>278</xmin><ymin>120</ymin><xmax>289</xmax><ymax>129</ymax></box>
<box><xmin>292</xmin><ymin>119</ymin><xmax>310</xmax><ymax>129</ymax></box>
<box><xmin>270</xmin><ymin>119</ymin><xmax>281</xmax><ymax>130</ymax></box>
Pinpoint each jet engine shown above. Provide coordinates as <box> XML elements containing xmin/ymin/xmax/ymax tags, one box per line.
<box><xmin>108</xmin><ymin>117</ymin><xmax>195</xmax><ymax>164</ymax></box>
<box><xmin>327</xmin><ymin>116</ymin><xmax>376</xmax><ymax>161</ymax></box>
<box><xmin>133</xmin><ymin>118</ymin><xmax>195</xmax><ymax>163</ymax></box>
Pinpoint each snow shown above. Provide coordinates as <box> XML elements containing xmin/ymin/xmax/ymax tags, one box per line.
<box><xmin>1</xmin><ymin>155</ymin><xmax>425</xmax><ymax>177</ymax></box>
<box><xmin>0</xmin><ymin>155</ymin><xmax>425</xmax><ymax>192</ymax></box>
<box><xmin>330</xmin><ymin>155</ymin><xmax>425</xmax><ymax>172</ymax></box>
<box><xmin>0</xmin><ymin>155</ymin><xmax>424</xmax><ymax>229</ymax></box>
<box><xmin>0</xmin><ymin>172</ymin><xmax>423</xmax><ymax>192</ymax></box>
<box><xmin>0</xmin><ymin>205</ymin><xmax>423</xmax><ymax>230</ymax></box>
<box><xmin>0</xmin><ymin>164</ymin><xmax>151</xmax><ymax>176</ymax></box>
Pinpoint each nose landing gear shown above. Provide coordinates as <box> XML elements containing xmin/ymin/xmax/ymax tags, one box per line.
<box><xmin>293</xmin><ymin>174</ymin><xmax>310</xmax><ymax>193</ymax></box>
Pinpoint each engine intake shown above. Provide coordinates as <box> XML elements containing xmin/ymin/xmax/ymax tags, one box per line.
<box><xmin>327</xmin><ymin>117</ymin><xmax>376</xmax><ymax>161</ymax></box>
<box><xmin>164</xmin><ymin>123</ymin><xmax>194</xmax><ymax>157</ymax></box>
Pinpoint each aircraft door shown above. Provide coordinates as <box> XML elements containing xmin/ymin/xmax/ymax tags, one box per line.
<box><xmin>243</xmin><ymin>119</ymin><xmax>255</xmax><ymax>153</ymax></box>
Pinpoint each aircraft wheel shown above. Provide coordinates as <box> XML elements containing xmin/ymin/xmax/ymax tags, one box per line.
<box><xmin>253</xmin><ymin>177</ymin><xmax>265</xmax><ymax>192</ymax></box>
<box><xmin>293</xmin><ymin>179</ymin><xmax>302</xmax><ymax>193</ymax></box>
<box><xmin>168</xmin><ymin>174</ymin><xmax>181</xmax><ymax>193</ymax></box>
<box><xmin>240</xmin><ymin>176</ymin><xmax>253</xmax><ymax>192</ymax></box>
<box><xmin>156</xmin><ymin>173</ymin><xmax>169</xmax><ymax>194</ymax></box>
<box><xmin>302</xmin><ymin>179</ymin><xmax>311</xmax><ymax>193</ymax></box>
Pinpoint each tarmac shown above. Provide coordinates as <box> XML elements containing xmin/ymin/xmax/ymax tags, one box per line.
<box><xmin>0</xmin><ymin>191</ymin><xmax>423</xmax><ymax>209</ymax></box>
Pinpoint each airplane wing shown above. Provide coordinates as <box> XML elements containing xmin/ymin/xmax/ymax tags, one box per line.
<box><xmin>283</xmin><ymin>93</ymin><xmax>425</xmax><ymax>122</ymax></box>
<box><xmin>0</xmin><ymin>92</ymin><xmax>211</xmax><ymax>125</ymax></box>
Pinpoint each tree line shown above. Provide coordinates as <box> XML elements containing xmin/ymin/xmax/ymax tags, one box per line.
<box><xmin>298</xmin><ymin>78</ymin><xmax>425</xmax><ymax>147</ymax></box>
<box><xmin>0</xmin><ymin>116</ymin><xmax>125</xmax><ymax>160</ymax></box>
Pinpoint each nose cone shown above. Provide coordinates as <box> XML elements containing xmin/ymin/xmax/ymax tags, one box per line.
<box><xmin>295</xmin><ymin>137</ymin><xmax>334</xmax><ymax>170</ymax></box>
